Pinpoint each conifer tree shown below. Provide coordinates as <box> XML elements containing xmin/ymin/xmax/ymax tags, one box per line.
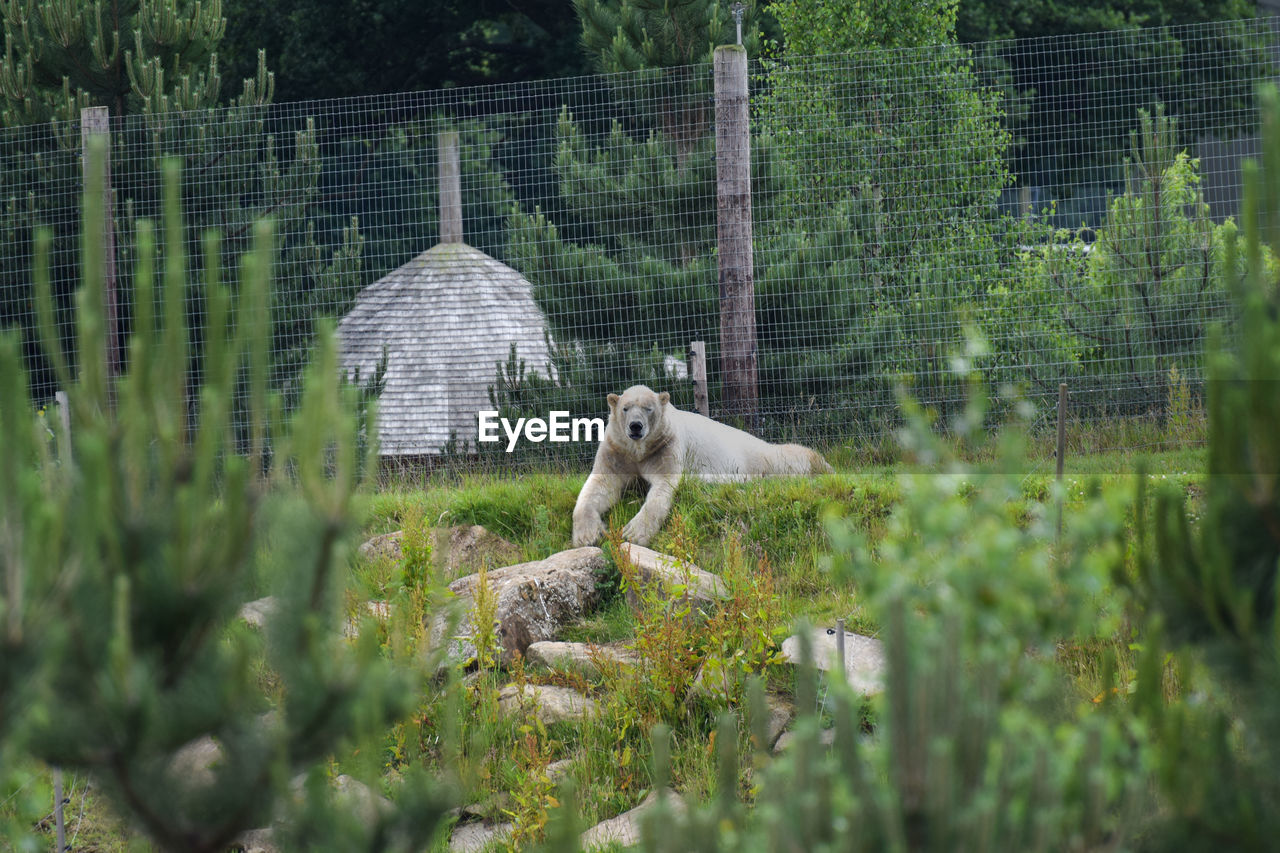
<box><xmin>0</xmin><ymin>151</ymin><xmax>448</xmax><ymax>852</ymax></box>
<box><xmin>758</xmin><ymin>0</ymin><xmax>1019</xmax><ymax>420</ymax></box>
<box><xmin>1127</xmin><ymin>83</ymin><xmax>1280</xmax><ymax>848</ymax></box>
<box><xmin>0</xmin><ymin>0</ymin><xmax>361</xmax><ymax>416</ymax></box>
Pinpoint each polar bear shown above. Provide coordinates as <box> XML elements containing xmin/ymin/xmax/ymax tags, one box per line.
<box><xmin>571</xmin><ymin>385</ymin><xmax>833</xmax><ymax>547</ymax></box>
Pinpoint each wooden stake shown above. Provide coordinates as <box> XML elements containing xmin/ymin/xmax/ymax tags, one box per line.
<box><xmin>689</xmin><ymin>340</ymin><xmax>709</xmax><ymax>417</ymax></box>
<box><xmin>1056</xmin><ymin>382</ymin><xmax>1068</xmax><ymax>539</ymax></box>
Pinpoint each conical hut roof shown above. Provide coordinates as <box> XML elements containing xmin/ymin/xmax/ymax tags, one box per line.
<box><xmin>337</xmin><ymin>242</ymin><xmax>554</xmax><ymax>456</ymax></box>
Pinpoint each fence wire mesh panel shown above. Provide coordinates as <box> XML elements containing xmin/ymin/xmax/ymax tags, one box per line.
<box><xmin>1</xmin><ymin>16</ymin><xmax>1275</xmax><ymax>470</ymax></box>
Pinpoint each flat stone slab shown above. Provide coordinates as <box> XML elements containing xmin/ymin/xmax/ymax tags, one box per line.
<box><xmin>526</xmin><ymin>641</ymin><xmax>638</xmax><ymax>679</ymax></box>
<box><xmin>618</xmin><ymin>543</ymin><xmax>727</xmax><ymax>616</ymax></box>
<box><xmin>498</xmin><ymin>683</ymin><xmax>598</xmax><ymax>726</ymax></box>
<box><xmin>781</xmin><ymin>627</ymin><xmax>885</xmax><ymax>696</ymax></box>
<box><xmin>580</xmin><ymin>789</ymin><xmax>684</xmax><ymax>850</ymax></box>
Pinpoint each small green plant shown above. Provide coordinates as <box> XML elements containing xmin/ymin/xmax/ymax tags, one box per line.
<box><xmin>611</xmin><ymin>517</ymin><xmax>703</xmax><ymax>727</ymax></box>
<box><xmin>1164</xmin><ymin>362</ymin><xmax>1204</xmax><ymax>443</ymax></box>
<box><xmin>697</xmin><ymin>535</ymin><xmax>784</xmax><ymax>705</ymax></box>
<box><xmin>470</xmin><ymin>562</ymin><xmax>501</xmax><ymax>673</ymax></box>
<box><xmin>399</xmin><ymin>503</ymin><xmax>435</xmax><ymax>590</ymax></box>
<box><xmin>505</xmin><ymin>716</ymin><xmax>561</xmax><ymax>848</ymax></box>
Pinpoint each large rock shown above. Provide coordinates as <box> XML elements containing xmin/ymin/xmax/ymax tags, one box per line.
<box><xmin>761</xmin><ymin>695</ymin><xmax>794</xmax><ymax>750</ymax></box>
<box><xmin>773</xmin><ymin>727</ymin><xmax>836</xmax><ymax>755</ymax></box>
<box><xmin>526</xmin><ymin>641</ymin><xmax>638</xmax><ymax>679</ymax></box>
<box><xmin>780</xmin><ymin>627</ymin><xmax>885</xmax><ymax>696</ymax></box>
<box><xmin>497</xmin><ymin>684</ymin><xmax>598</xmax><ymax>725</ymax></box>
<box><xmin>170</xmin><ymin>735</ymin><xmax>222</xmax><ymax>788</ymax></box>
<box><xmin>618</xmin><ymin>543</ymin><xmax>727</xmax><ymax>618</ymax></box>
<box><xmin>448</xmin><ymin>820</ymin><xmax>514</xmax><ymax>852</ymax></box>
<box><xmin>238</xmin><ymin>596</ymin><xmax>278</xmax><ymax>629</ymax></box>
<box><xmin>232</xmin><ymin>772</ymin><xmax>391</xmax><ymax>852</ymax></box>
<box><xmin>359</xmin><ymin>524</ymin><xmax>523</xmax><ymax>579</ymax></box>
<box><xmin>435</xmin><ymin>547</ymin><xmax>608</xmax><ymax>666</ymax></box>
<box><xmin>580</xmin><ymin>789</ymin><xmax>684</xmax><ymax>850</ymax></box>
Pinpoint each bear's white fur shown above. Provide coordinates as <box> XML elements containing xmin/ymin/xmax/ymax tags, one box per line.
<box><xmin>571</xmin><ymin>385</ymin><xmax>833</xmax><ymax>547</ymax></box>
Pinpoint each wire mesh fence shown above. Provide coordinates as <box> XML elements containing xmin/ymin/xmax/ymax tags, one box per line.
<box><xmin>1</xmin><ymin>16</ymin><xmax>1275</xmax><ymax>470</ymax></box>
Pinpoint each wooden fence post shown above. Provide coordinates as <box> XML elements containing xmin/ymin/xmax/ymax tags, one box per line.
<box><xmin>714</xmin><ymin>44</ymin><xmax>758</xmax><ymax>430</ymax></box>
<box><xmin>81</xmin><ymin>106</ymin><xmax>120</xmax><ymax>383</ymax></box>
<box><xmin>689</xmin><ymin>340</ymin><xmax>709</xmax><ymax>417</ymax></box>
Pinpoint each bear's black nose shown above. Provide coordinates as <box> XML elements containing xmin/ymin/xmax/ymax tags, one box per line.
<box><xmin>628</xmin><ymin>423</ymin><xmax>643</xmax><ymax>438</ymax></box>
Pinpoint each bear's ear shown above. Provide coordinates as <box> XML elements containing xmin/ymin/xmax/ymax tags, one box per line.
<box><xmin>658</xmin><ymin>392</ymin><xmax>670</xmax><ymax>406</ymax></box>
<box><xmin>607</xmin><ymin>393</ymin><xmax>619</xmax><ymax>411</ymax></box>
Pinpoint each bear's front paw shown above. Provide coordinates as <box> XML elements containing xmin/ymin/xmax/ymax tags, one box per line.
<box><xmin>621</xmin><ymin>516</ymin><xmax>656</xmax><ymax>546</ymax></box>
<box><xmin>572</xmin><ymin>515</ymin><xmax>605</xmax><ymax>548</ymax></box>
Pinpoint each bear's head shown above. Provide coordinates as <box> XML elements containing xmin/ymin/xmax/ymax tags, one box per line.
<box><xmin>608</xmin><ymin>385</ymin><xmax>670</xmax><ymax>443</ymax></box>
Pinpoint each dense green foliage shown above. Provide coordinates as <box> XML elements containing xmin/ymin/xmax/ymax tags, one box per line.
<box><xmin>0</xmin><ymin>0</ymin><xmax>366</xmax><ymax>417</ymax></box>
<box><xmin>1123</xmin><ymin>83</ymin><xmax>1280</xmax><ymax>848</ymax></box>
<box><xmin>219</xmin><ymin>0</ymin><xmax>592</xmax><ymax>102</ymax></box>
<box><xmin>957</xmin><ymin>0</ymin><xmax>1270</xmax><ymax>215</ymax></box>
<box><xmin>0</xmin><ymin>152</ymin><xmax>448</xmax><ymax>852</ymax></box>
<box><xmin>619</xmin><ymin>84</ymin><xmax>1280</xmax><ymax>853</ymax></box>
<box><xmin>757</xmin><ymin>0</ymin><xmax>1024</xmax><ymax>422</ymax></box>
<box><xmin>990</xmin><ymin>107</ymin><xmax>1245</xmax><ymax>413</ymax></box>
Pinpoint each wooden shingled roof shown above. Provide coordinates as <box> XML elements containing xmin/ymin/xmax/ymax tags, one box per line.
<box><xmin>336</xmin><ymin>242</ymin><xmax>554</xmax><ymax>456</ymax></box>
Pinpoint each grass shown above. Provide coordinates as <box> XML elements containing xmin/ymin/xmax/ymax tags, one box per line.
<box><xmin>5</xmin><ymin>443</ymin><xmax>1205</xmax><ymax>851</ymax></box>
<box><xmin>368</xmin><ymin>444</ymin><xmax>1201</xmax><ymax>846</ymax></box>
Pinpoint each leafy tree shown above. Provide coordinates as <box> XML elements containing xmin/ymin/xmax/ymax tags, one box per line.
<box><xmin>1000</xmin><ymin>107</ymin><xmax>1249</xmax><ymax>417</ymax></box>
<box><xmin>0</xmin><ymin>153</ymin><xmax>449</xmax><ymax>852</ymax></box>
<box><xmin>759</xmin><ymin>0</ymin><xmax>1022</xmax><ymax>422</ymax></box>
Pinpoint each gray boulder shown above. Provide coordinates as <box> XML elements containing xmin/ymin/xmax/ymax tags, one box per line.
<box><xmin>618</xmin><ymin>543</ymin><xmax>727</xmax><ymax>618</ymax></box>
<box><xmin>781</xmin><ymin>627</ymin><xmax>886</xmax><ymax>696</ymax></box>
<box><xmin>434</xmin><ymin>547</ymin><xmax>607</xmax><ymax>667</ymax></box>
<box><xmin>238</xmin><ymin>596</ymin><xmax>278</xmax><ymax>629</ymax></box>
<box><xmin>526</xmin><ymin>641</ymin><xmax>638</xmax><ymax>679</ymax></box>
<box><xmin>448</xmin><ymin>819</ymin><xmax>514</xmax><ymax>852</ymax></box>
<box><xmin>358</xmin><ymin>524</ymin><xmax>522</xmax><ymax>580</ymax></box>
<box><xmin>497</xmin><ymin>683</ymin><xmax>598</xmax><ymax>725</ymax></box>
<box><xmin>773</xmin><ymin>727</ymin><xmax>836</xmax><ymax>755</ymax></box>
<box><xmin>580</xmin><ymin>789</ymin><xmax>684</xmax><ymax>850</ymax></box>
